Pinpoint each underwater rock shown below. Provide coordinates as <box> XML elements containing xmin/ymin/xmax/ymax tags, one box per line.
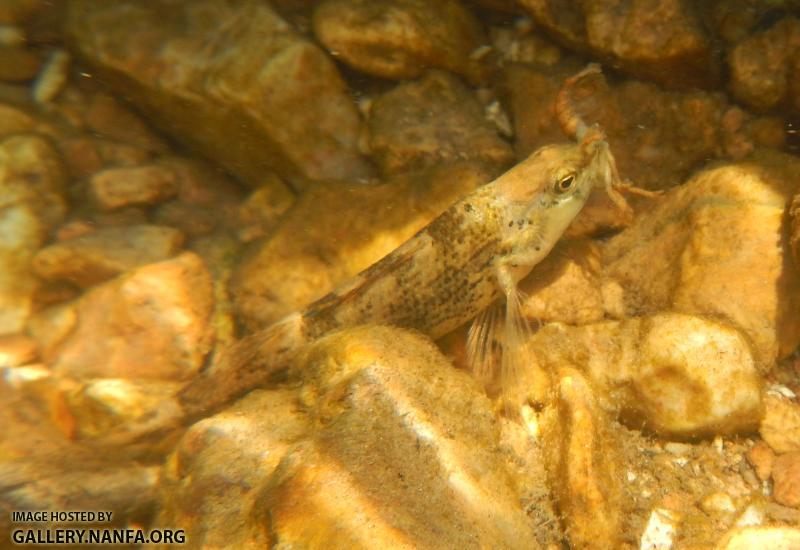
<box><xmin>495</xmin><ymin>419</ymin><xmax>562</xmax><ymax>548</ymax></box>
<box><xmin>59</xmin><ymin>136</ymin><xmax>153</xmax><ymax>180</ymax></box>
<box><xmin>149</xmin><ymin>157</ymin><xmax>243</xmax><ymax>238</ymax></box>
<box><xmin>501</xmin><ymin>65</ymin><xmax>572</xmax><ymax>159</ymax></box>
<box><xmin>699</xmin><ymin>492</ymin><xmax>737</xmax><ymax>515</ymax></box>
<box><xmin>277</xmin><ymin>326</ymin><xmax>541</xmax><ymax>548</ymax></box>
<box><xmin>519</xmin><ymin>239</ymin><xmax>605</xmax><ymax>325</ymax></box>
<box><xmin>47</xmin><ymin>252</ymin><xmax>213</xmax><ymax>381</ymax></box>
<box><xmin>367</xmin><ymin>70</ymin><xmax>513</xmax><ymax>176</ymax></box>
<box><xmin>88</xmin><ymin>140</ymin><xmax>153</xmax><ymax>169</ymax></box>
<box><xmin>32</xmin><ymin>48</ymin><xmax>69</xmax><ymax>104</ymax></box>
<box><xmin>790</xmin><ymin>192</ymin><xmax>800</xmax><ymax>269</ymax></box>
<box><xmin>517</xmin><ymin>0</ymin><xmax>718</xmax><ymax>88</ymax></box>
<box><xmin>728</xmin><ymin>17</ymin><xmax>800</xmax><ymax>113</ymax></box>
<box><xmin>0</xmin><ymin>334</ymin><xmax>37</xmax><ymax>367</ymax></box>
<box><xmin>0</xmin><ymin>103</ymin><xmax>37</xmax><ymax>137</ymax></box>
<box><xmin>158</xmin><ymin>326</ymin><xmax>547</xmax><ymax>547</ymax></box>
<box><xmin>503</xmin><ymin>64</ymin><xmax>784</xmax><ymax>191</ymax></box>
<box><xmin>0</xmin><ymin>0</ymin><xmax>44</xmax><ymax>24</ymax></box>
<box><xmin>773</xmin><ymin>452</ymin><xmax>800</xmax><ymax>508</ymax></box>
<box><xmin>0</xmin><ymin>45</ymin><xmax>40</xmax><ymax>81</ymax></box>
<box><xmin>0</xmin><ymin>454</ymin><xmax>159</xmax><ymax>534</ymax></box>
<box><xmin>312</xmin><ymin>0</ymin><xmax>490</xmax><ymax>84</ymax></box>
<box><xmin>603</xmin><ymin>150</ymin><xmax>800</xmax><ymax>368</ymax></box>
<box><xmin>760</xmin><ymin>393</ymin><xmax>800</xmax><ymax>454</ymax></box>
<box><xmin>66</xmin><ymin>378</ymin><xmax>183</xmax><ymax>441</ymax></box>
<box><xmin>89</xmin><ymin>165</ymin><xmax>178</xmax><ymax>211</ymax></box>
<box><xmin>772</xmin><ymin>451</ymin><xmax>800</xmax><ymax>508</ymax></box>
<box><xmin>0</xmin><ymin>134</ymin><xmax>67</xmax><ymax>227</ymax></box>
<box><xmin>0</xmin><ymin>134</ymin><xmax>66</xmax><ymax>334</ymax></box>
<box><xmin>66</xmin><ymin>0</ymin><xmax>370</xmax><ymax>191</ymax></box>
<box><xmin>747</xmin><ymin>440</ymin><xmax>776</xmax><ymax>482</ymax></box>
<box><xmin>539</xmin><ymin>368</ymin><xmax>622</xmax><ymax>549</ymax></box>
<box><xmin>639</xmin><ymin>508</ymin><xmax>680</xmax><ymax>549</ymax></box>
<box><xmin>32</xmin><ymin>224</ymin><xmax>184</xmax><ymax>288</ymax></box>
<box><xmin>717</xmin><ymin>526</ymin><xmax>800</xmax><ymax>550</ymax></box>
<box><xmin>231</xmin><ymin>161</ymin><xmax>496</xmax><ymax>329</ymax></box>
<box><xmin>235</xmin><ymin>177</ymin><xmax>295</xmax><ymax>243</ymax></box>
<box><xmin>82</xmin><ymin>92</ymin><xmax>168</xmax><ymax>154</ymax></box>
<box><xmin>85</xmin><ymin>207</ymin><xmax>149</xmax><ymax>230</ymax></box>
<box><xmin>528</xmin><ymin>313</ymin><xmax>762</xmax><ymax>436</ymax></box>
<box><xmin>1</xmin><ymin>363</ymin><xmax>80</xmax><ymax>439</ymax></box>
<box><xmin>57</xmin><ymin>136</ymin><xmax>104</xmax><ymax>180</ymax></box>
<box><xmin>489</xmin><ymin>15</ymin><xmax>564</xmax><ymax>67</ymax></box>
<box><xmin>26</xmin><ymin>302</ymin><xmax>76</xmax><ymax>359</ymax></box>
<box><xmin>155</xmin><ymin>389</ymin><xmax>310</xmax><ymax>548</ymax></box>
<box><xmin>0</xmin><ymin>363</ymin><xmax>158</xmax><ymax>533</ymax></box>
<box><xmin>704</xmin><ymin>0</ymin><xmax>773</xmax><ymax>45</ymax></box>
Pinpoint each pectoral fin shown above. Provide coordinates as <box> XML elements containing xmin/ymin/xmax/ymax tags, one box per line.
<box><xmin>500</xmin><ymin>286</ymin><xmax>536</xmax><ymax>414</ymax></box>
<box><xmin>467</xmin><ymin>302</ymin><xmax>503</xmax><ymax>387</ymax></box>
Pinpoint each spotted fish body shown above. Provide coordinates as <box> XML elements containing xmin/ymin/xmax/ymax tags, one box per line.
<box><xmin>303</xmin><ymin>143</ymin><xmax>596</xmax><ymax>339</ymax></box>
<box><xmin>179</xmin><ymin>132</ymin><xmax>619</xmax><ymax>420</ymax></box>
<box><xmin>302</xmin><ymin>182</ymin><xmax>504</xmax><ymax>341</ymax></box>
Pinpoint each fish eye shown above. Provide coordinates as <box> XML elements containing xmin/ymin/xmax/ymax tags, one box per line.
<box><xmin>554</xmin><ymin>173</ymin><xmax>576</xmax><ymax>194</ymax></box>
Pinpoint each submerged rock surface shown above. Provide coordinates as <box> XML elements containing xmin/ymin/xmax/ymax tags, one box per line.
<box><xmin>728</xmin><ymin>16</ymin><xmax>800</xmax><ymax>114</ymax></box>
<box><xmin>66</xmin><ymin>0</ymin><xmax>371</xmax><ymax>190</ymax></box>
<box><xmin>313</xmin><ymin>0</ymin><xmax>490</xmax><ymax>84</ymax></box>
<box><xmin>0</xmin><ymin>134</ymin><xmax>66</xmax><ymax>334</ymax></box>
<box><xmin>517</xmin><ymin>0</ymin><xmax>719</xmax><ymax>88</ymax></box>
<box><xmin>603</xmin><ymin>150</ymin><xmax>800</xmax><ymax>367</ymax></box>
<box><xmin>45</xmin><ymin>252</ymin><xmax>214</xmax><ymax>381</ymax></box>
<box><xmin>157</xmin><ymin>326</ymin><xmax>552</xmax><ymax>548</ymax></box>
<box><xmin>526</xmin><ymin>313</ymin><xmax>762</xmax><ymax>436</ymax></box>
<box><xmin>367</xmin><ymin>70</ymin><xmax>514</xmax><ymax>175</ymax></box>
<box><xmin>2</xmin><ymin>1</ymin><xmax>800</xmax><ymax>547</ymax></box>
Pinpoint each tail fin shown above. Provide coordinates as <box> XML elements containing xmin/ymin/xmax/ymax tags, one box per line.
<box><xmin>178</xmin><ymin>312</ymin><xmax>307</xmax><ymax>421</ymax></box>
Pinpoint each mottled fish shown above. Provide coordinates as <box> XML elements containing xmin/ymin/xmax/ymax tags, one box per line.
<box><xmin>178</xmin><ymin>65</ymin><xmax>636</xmax><ymax>421</ymax></box>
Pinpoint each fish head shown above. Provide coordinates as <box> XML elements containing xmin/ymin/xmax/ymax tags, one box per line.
<box><xmin>496</xmin><ymin>126</ymin><xmax>617</xmax><ymax>247</ymax></box>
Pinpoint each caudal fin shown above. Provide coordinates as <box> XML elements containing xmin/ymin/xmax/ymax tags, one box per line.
<box><xmin>178</xmin><ymin>312</ymin><xmax>307</xmax><ymax>421</ymax></box>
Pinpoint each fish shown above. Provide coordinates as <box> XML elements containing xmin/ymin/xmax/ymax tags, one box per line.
<box><xmin>177</xmin><ymin>65</ymin><xmax>638</xmax><ymax>422</ymax></box>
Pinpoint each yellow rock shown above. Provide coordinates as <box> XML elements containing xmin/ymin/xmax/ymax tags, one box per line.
<box><xmin>603</xmin><ymin>150</ymin><xmax>800</xmax><ymax>369</ymax></box>
<box><xmin>32</xmin><ymin>225</ymin><xmax>185</xmax><ymax>288</ymax></box>
<box><xmin>155</xmin><ymin>389</ymin><xmax>309</xmax><ymax>548</ymax></box>
<box><xmin>520</xmin><ymin>239</ymin><xmax>605</xmax><ymax>326</ymax></box>
<box><xmin>282</xmin><ymin>326</ymin><xmax>542</xmax><ymax>548</ymax></box>
<box><xmin>527</xmin><ymin>313</ymin><xmax>762</xmax><ymax>437</ymax></box>
<box><xmin>0</xmin><ymin>134</ymin><xmax>67</xmax><ymax>333</ymax></box>
<box><xmin>67</xmin><ymin>0</ymin><xmax>370</xmax><ymax>189</ymax></box>
<box><xmin>716</xmin><ymin>526</ymin><xmax>800</xmax><ymax>550</ymax></box>
<box><xmin>49</xmin><ymin>252</ymin><xmax>214</xmax><ymax>381</ymax></box>
<box><xmin>66</xmin><ymin>378</ymin><xmax>183</xmax><ymax>440</ymax></box>
<box><xmin>760</xmin><ymin>393</ymin><xmax>800</xmax><ymax>454</ymax></box>
<box><xmin>312</xmin><ymin>0</ymin><xmax>490</xmax><ymax>84</ymax></box>
<box><xmin>158</xmin><ymin>326</ymin><xmax>552</xmax><ymax>547</ymax></box>
<box><xmin>0</xmin><ymin>364</ymin><xmax>78</xmax><ymax>439</ymax></box>
<box><xmin>538</xmin><ymin>367</ymin><xmax>622</xmax><ymax>550</ymax></box>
